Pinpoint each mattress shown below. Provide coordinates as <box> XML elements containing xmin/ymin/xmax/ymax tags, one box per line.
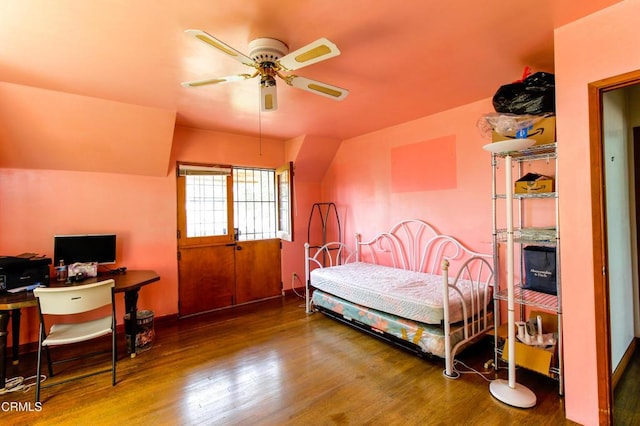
<box><xmin>311</xmin><ymin>290</ymin><xmax>466</xmax><ymax>358</ymax></box>
<box><xmin>310</xmin><ymin>261</ymin><xmax>486</xmax><ymax>324</ymax></box>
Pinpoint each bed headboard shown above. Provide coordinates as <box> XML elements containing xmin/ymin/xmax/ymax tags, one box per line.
<box><xmin>355</xmin><ymin>219</ymin><xmax>489</xmax><ymax>274</ymax></box>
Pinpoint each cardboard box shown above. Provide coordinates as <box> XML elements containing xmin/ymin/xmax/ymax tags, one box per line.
<box><xmin>499</xmin><ymin>311</ymin><xmax>558</xmax><ymax>377</ymax></box>
<box><xmin>514</xmin><ymin>172</ymin><xmax>554</xmax><ymax>194</ymax></box>
<box><xmin>492</xmin><ymin>116</ymin><xmax>556</xmax><ymax>146</ymax></box>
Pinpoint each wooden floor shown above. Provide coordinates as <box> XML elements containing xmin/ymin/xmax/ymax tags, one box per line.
<box><xmin>614</xmin><ymin>344</ymin><xmax>640</xmax><ymax>426</ymax></box>
<box><xmin>0</xmin><ymin>294</ymin><xmax>635</xmax><ymax>425</ymax></box>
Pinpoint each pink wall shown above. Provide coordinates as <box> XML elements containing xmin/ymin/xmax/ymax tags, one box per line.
<box><xmin>171</xmin><ymin>127</ymin><xmax>283</xmax><ymax>167</ymax></box>
<box><xmin>282</xmin><ymin>135</ymin><xmax>341</xmax><ymax>289</ymax></box>
<box><xmin>322</xmin><ymin>99</ymin><xmax>495</xmax><ymax>255</ymax></box>
<box><xmin>0</xmin><ymin>125</ymin><xmax>297</xmax><ymax>348</ymax></box>
<box><xmin>280</xmin><ymin>180</ymin><xmax>322</xmax><ymax>290</ymax></box>
<box><xmin>555</xmin><ymin>1</ymin><xmax>640</xmax><ymax>424</ymax></box>
<box><xmin>0</xmin><ymin>168</ymin><xmax>177</xmax><ymax>344</ymax></box>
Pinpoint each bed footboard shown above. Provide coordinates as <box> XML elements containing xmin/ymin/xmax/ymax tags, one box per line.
<box><xmin>442</xmin><ymin>256</ymin><xmax>494</xmax><ymax>379</ymax></box>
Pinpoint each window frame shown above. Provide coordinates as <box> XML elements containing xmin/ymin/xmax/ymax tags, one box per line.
<box><xmin>177</xmin><ymin>161</ymin><xmax>294</xmax><ymax>247</ymax></box>
<box><xmin>177</xmin><ymin>162</ymin><xmax>235</xmax><ymax>247</ymax></box>
<box><xmin>276</xmin><ymin>162</ymin><xmax>294</xmax><ymax>242</ymax></box>
<box><xmin>233</xmin><ymin>167</ymin><xmax>276</xmax><ymax>241</ymax></box>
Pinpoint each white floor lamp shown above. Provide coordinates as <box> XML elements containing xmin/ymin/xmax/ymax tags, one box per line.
<box><xmin>484</xmin><ymin>139</ymin><xmax>537</xmax><ymax>408</ymax></box>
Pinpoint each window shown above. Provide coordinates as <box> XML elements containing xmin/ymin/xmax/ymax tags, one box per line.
<box><xmin>177</xmin><ymin>162</ymin><xmax>293</xmax><ymax>245</ymax></box>
<box><xmin>178</xmin><ymin>164</ymin><xmax>232</xmax><ymax>243</ymax></box>
<box><xmin>185</xmin><ymin>173</ymin><xmax>229</xmax><ymax>238</ymax></box>
<box><xmin>233</xmin><ymin>168</ymin><xmax>276</xmax><ymax>241</ymax></box>
<box><xmin>276</xmin><ymin>162</ymin><xmax>293</xmax><ymax>242</ymax></box>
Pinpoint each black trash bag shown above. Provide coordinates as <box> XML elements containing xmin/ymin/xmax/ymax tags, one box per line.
<box><xmin>492</xmin><ymin>72</ymin><xmax>555</xmax><ymax>115</ymax></box>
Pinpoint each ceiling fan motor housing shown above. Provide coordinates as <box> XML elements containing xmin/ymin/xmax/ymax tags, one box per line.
<box><xmin>248</xmin><ymin>38</ymin><xmax>289</xmax><ymax>65</ymax></box>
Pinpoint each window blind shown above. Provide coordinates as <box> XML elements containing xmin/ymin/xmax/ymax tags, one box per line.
<box><xmin>178</xmin><ymin>164</ymin><xmax>232</xmax><ymax>176</ymax></box>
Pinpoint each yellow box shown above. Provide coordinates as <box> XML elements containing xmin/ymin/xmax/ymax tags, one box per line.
<box><xmin>492</xmin><ymin>116</ymin><xmax>556</xmax><ymax>146</ymax></box>
<box><xmin>498</xmin><ymin>311</ymin><xmax>558</xmax><ymax>377</ymax></box>
<box><xmin>514</xmin><ymin>173</ymin><xmax>554</xmax><ymax>194</ymax></box>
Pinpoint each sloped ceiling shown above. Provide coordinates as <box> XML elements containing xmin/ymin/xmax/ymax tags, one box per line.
<box><xmin>0</xmin><ymin>82</ymin><xmax>176</xmax><ymax>176</ymax></box>
<box><xmin>0</xmin><ymin>0</ymin><xmax>622</xmax><ymax>175</ymax></box>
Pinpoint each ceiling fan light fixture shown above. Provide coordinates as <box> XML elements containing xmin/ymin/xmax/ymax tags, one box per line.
<box><xmin>260</xmin><ymin>76</ymin><xmax>278</xmax><ymax>112</ymax></box>
<box><xmin>260</xmin><ymin>73</ymin><xmax>276</xmax><ymax>87</ymax></box>
<box><xmin>263</xmin><ymin>92</ymin><xmax>275</xmax><ymax>111</ymax></box>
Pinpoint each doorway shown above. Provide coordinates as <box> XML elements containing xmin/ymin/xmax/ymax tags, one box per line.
<box><xmin>175</xmin><ymin>163</ymin><xmax>288</xmax><ymax>317</ymax></box>
<box><xmin>589</xmin><ymin>70</ymin><xmax>640</xmax><ymax>424</ymax></box>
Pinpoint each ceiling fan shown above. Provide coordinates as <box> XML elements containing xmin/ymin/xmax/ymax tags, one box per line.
<box><xmin>181</xmin><ymin>29</ymin><xmax>349</xmax><ymax>112</ymax></box>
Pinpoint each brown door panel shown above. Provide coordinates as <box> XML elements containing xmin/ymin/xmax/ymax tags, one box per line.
<box><xmin>235</xmin><ymin>239</ymin><xmax>282</xmax><ymax>304</ymax></box>
<box><xmin>178</xmin><ymin>244</ymin><xmax>236</xmax><ymax>316</ymax></box>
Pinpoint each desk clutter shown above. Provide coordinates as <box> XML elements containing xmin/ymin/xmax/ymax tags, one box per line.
<box><xmin>1</xmin><ymin>254</ymin><xmax>129</xmax><ymax>293</ymax></box>
<box><xmin>55</xmin><ymin>260</ymin><xmax>98</xmax><ymax>282</ymax></box>
<box><xmin>1</xmin><ymin>269</ymin><xmax>160</xmax><ymax>394</ymax></box>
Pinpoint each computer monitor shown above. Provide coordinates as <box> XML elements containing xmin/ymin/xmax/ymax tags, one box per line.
<box><xmin>53</xmin><ymin>234</ymin><xmax>117</xmax><ymax>265</ymax></box>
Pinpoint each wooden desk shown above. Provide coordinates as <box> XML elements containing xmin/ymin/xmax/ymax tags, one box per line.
<box><xmin>0</xmin><ymin>269</ymin><xmax>159</xmax><ymax>390</ymax></box>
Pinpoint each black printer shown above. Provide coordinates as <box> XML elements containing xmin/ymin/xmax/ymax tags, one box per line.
<box><xmin>0</xmin><ymin>256</ymin><xmax>51</xmax><ymax>292</ymax></box>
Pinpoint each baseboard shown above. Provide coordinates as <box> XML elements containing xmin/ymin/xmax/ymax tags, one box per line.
<box><xmin>283</xmin><ymin>286</ymin><xmax>306</xmax><ymax>298</ymax></box>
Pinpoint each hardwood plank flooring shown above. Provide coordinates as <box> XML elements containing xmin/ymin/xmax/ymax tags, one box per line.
<box><xmin>614</xmin><ymin>346</ymin><xmax>640</xmax><ymax>425</ymax></box>
<box><xmin>1</xmin><ymin>294</ymin><xmax>623</xmax><ymax>425</ymax></box>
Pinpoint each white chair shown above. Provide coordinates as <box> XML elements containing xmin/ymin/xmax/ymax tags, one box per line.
<box><xmin>33</xmin><ymin>279</ymin><xmax>117</xmax><ymax>402</ymax></box>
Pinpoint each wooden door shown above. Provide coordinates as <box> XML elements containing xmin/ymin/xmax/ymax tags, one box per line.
<box><xmin>179</xmin><ymin>240</ymin><xmax>282</xmax><ymax>315</ymax></box>
<box><xmin>235</xmin><ymin>239</ymin><xmax>282</xmax><ymax>304</ymax></box>
<box><xmin>176</xmin><ymin>162</ymin><xmax>287</xmax><ymax>317</ymax></box>
<box><xmin>178</xmin><ymin>244</ymin><xmax>235</xmax><ymax>316</ymax></box>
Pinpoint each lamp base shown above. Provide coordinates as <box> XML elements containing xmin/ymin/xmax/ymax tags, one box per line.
<box><xmin>489</xmin><ymin>379</ymin><xmax>537</xmax><ymax>408</ymax></box>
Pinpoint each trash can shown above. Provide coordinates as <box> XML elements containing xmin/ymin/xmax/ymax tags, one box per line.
<box><xmin>124</xmin><ymin>310</ymin><xmax>155</xmax><ymax>353</ymax></box>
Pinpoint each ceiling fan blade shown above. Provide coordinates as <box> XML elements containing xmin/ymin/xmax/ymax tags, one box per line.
<box><xmin>181</xmin><ymin>74</ymin><xmax>254</xmax><ymax>87</ymax></box>
<box><xmin>286</xmin><ymin>76</ymin><xmax>349</xmax><ymax>101</ymax></box>
<box><xmin>185</xmin><ymin>29</ymin><xmax>255</xmax><ymax>67</ymax></box>
<box><xmin>277</xmin><ymin>38</ymin><xmax>341</xmax><ymax>71</ymax></box>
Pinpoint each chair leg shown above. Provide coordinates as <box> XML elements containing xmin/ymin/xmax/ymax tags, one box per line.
<box><xmin>111</xmin><ymin>330</ymin><xmax>116</xmax><ymax>386</ymax></box>
<box><xmin>111</xmin><ymin>304</ymin><xmax>117</xmax><ymax>386</ymax></box>
<box><xmin>44</xmin><ymin>345</ymin><xmax>53</xmax><ymax>377</ymax></box>
<box><xmin>35</xmin><ymin>326</ymin><xmax>43</xmax><ymax>403</ymax></box>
